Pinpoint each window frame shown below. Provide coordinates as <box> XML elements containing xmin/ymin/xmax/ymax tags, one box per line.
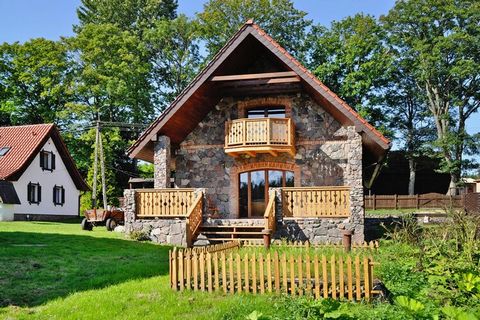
<box><xmin>0</xmin><ymin>146</ymin><xmax>10</xmax><ymax>157</ymax></box>
<box><xmin>53</xmin><ymin>185</ymin><xmax>65</xmax><ymax>206</ymax></box>
<box><xmin>40</xmin><ymin>150</ymin><xmax>55</xmax><ymax>171</ymax></box>
<box><xmin>27</xmin><ymin>182</ymin><xmax>41</xmax><ymax>205</ymax></box>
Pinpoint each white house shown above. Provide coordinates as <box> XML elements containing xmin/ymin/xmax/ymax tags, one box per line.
<box><xmin>0</xmin><ymin>124</ymin><xmax>89</xmax><ymax>221</ymax></box>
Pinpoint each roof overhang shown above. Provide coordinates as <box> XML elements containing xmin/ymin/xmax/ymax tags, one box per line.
<box><xmin>127</xmin><ymin>21</ymin><xmax>390</xmax><ymax>163</ymax></box>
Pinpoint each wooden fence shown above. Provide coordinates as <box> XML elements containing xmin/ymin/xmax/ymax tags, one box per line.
<box><xmin>135</xmin><ymin>188</ymin><xmax>197</xmax><ymax>218</ymax></box>
<box><xmin>365</xmin><ymin>193</ymin><xmax>464</xmax><ymax>210</ymax></box>
<box><xmin>241</xmin><ymin>240</ymin><xmax>379</xmax><ymax>251</ymax></box>
<box><xmin>282</xmin><ymin>186</ymin><xmax>351</xmax><ymax>218</ymax></box>
<box><xmin>170</xmin><ymin>248</ymin><xmax>376</xmax><ymax>301</ymax></box>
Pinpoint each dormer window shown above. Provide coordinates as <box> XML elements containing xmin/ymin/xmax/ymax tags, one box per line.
<box><xmin>0</xmin><ymin>146</ymin><xmax>10</xmax><ymax>157</ymax></box>
<box><xmin>247</xmin><ymin>106</ymin><xmax>286</xmax><ymax>118</ymax></box>
<box><xmin>40</xmin><ymin>150</ymin><xmax>55</xmax><ymax>171</ymax></box>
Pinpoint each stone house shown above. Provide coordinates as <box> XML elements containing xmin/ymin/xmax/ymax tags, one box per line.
<box><xmin>124</xmin><ymin>21</ymin><xmax>390</xmax><ymax>247</ymax></box>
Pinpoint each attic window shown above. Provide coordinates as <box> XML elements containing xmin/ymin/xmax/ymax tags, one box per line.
<box><xmin>0</xmin><ymin>147</ymin><xmax>10</xmax><ymax>157</ymax></box>
<box><xmin>40</xmin><ymin>150</ymin><xmax>55</xmax><ymax>171</ymax></box>
<box><xmin>247</xmin><ymin>106</ymin><xmax>286</xmax><ymax>118</ymax></box>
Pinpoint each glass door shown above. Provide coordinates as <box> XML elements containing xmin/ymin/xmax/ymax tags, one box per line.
<box><xmin>239</xmin><ymin>169</ymin><xmax>294</xmax><ymax>218</ymax></box>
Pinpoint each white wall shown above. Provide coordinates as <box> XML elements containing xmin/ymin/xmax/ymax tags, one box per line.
<box><xmin>0</xmin><ymin>203</ymin><xmax>14</xmax><ymax>221</ymax></box>
<box><xmin>12</xmin><ymin>137</ymin><xmax>81</xmax><ymax>216</ymax></box>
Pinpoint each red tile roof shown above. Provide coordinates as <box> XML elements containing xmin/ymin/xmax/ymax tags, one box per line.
<box><xmin>0</xmin><ymin>124</ymin><xmax>89</xmax><ymax>191</ymax></box>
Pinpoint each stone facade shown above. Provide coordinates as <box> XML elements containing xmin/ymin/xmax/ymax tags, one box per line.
<box><xmin>154</xmin><ymin>135</ymin><xmax>171</xmax><ymax>189</ymax></box>
<box><xmin>173</xmin><ymin>93</ymin><xmax>365</xmax><ymax>242</ymax></box>
<box><xmin>123</xmin><ymin>189</ymin><xmax>187</xmax><ymax>246</ymax></box>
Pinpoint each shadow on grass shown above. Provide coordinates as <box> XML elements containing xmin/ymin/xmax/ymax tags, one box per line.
<box><xmin>0</xmin><ymin>231</ymin><xmax>170</xmax><ymax>307</ymax></box>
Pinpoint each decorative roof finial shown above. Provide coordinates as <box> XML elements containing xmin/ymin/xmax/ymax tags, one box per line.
<box><xmin>245</xmin><ymin>18</ymin><xmax>254</xmax><ymax>25</ymax></box>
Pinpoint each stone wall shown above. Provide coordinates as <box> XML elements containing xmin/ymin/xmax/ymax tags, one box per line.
<box><xmin>172</xmin><ymin>93</ymin><xmax>364</xmax><ymax>242</ymax></box>
<box><xmin>123</xmin><ymin>189</ymin><xmax>187</xmax><ymax>246</ymax></box>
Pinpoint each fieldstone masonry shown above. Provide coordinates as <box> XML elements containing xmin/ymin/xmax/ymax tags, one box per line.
<box><xmin>126</xmin><ymin>93</ymin><xmax>366</xmax><ymax>245</ymax></box>
<box><xmin>154</xmin><ymin>135</ymin><xmax>171</xmax><ymax>188</ymax></box>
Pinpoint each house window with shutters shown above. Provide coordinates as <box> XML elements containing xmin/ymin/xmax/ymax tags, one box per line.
<box><xmin>27</xmin><ymin>182</ymin><xmax>41</xmax><ymax>204</ymax></box>
<box><xmin>40</xmin><ymin>150</ymin><xmax>55</xmax><ymax>171</ymax></box>
<box><xmin>53</xmin><ymin>185</ymin><xmax>65</xmax><ymax>206</ymax></box>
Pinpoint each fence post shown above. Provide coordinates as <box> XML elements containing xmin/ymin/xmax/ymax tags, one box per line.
<box><xmin>416</xmin><ymin>194</ymin><xmax>420</xmax><ymax>209</ymax></box>
<box><xmin>342</xmin><ymin>230</ymin><xmax>352</xmax><ymax>252</ymax></box>
<box><xmin>394</xmin><ymin>194</ymin><xmax>398</xmax><ymax>210</ymax></box>
<box><xmin>263</xmin><ymin>230</ymin><xmax>271</xmax><ymax>249</ymax></box>
<box><xmin>372</xmin><ymin>194</ymin><xmax>376</xmax><ymax>210</ymax></box>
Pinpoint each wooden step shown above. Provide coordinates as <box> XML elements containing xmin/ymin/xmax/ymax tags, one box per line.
<box><xmin>202</xmin><ymin>231</ymin><xmax>264</xmax><ymax>235</ymax></box>
<box><xmin>204</xmin><ymin>237</ymin><xmax>263</xmax><ymax>242</ymax></box>
<box><xmin>201</xmin><ymin>225</ymin><xmax>264</xmax><ymax>229</ymax></box>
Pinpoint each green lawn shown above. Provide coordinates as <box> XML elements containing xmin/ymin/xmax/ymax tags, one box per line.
<box><xmin>1</xmin><ymin>220</ymin><xmax>478</xmax><ymax>319</ymax></box>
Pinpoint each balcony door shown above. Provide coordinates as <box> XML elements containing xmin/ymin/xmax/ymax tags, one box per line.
<box><xmin>239</xmin><ymin>169</ymin><xmax>294</xmax><ymax>218</ymax></box>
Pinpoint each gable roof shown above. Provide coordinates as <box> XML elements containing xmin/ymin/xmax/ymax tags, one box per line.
<box><xmin>0</xmin><ymin>124</ymin><xmax>89</xmax><ymax>191</ymax></box>
<box><xmin>127</xmin><ymin>20</ymin><xmax>390</xmax><ymax>162</ymax></box>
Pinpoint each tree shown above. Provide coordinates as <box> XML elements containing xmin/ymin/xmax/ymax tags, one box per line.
<box><xmin>383</xmin><ymin>66</ymin><xmax>435</xmax><ymax>195</ymax></box>
<box><xmin>196</xmin><ymin>0</ymin><xmax>311</xmax><ymax>59</ymax></box>
<box><xmin>76</xmin><ymin>0</ymin><xmax>177</xmax><ymax>34</ymax></box>
<box><xmin>0</xmin><ymin>39</ymin><xmax>72</xmax><ymax>125</ymax></box>
<box><xmin>382</xmin><ymin>0</ymin><xmax>480</xmax><ymax>194</ymax></box>
<box><xmin>67</xmin><ymin>23</ymin><xmax>154</xmax><ymax>124</ymax></box>
<box><xmin>145</xmin><ymin>15</ymin><xmax>201</xmax><ymax>109</ymax></box>
<box><xmin>307</xmin><ymin>14</ymin><xmax>393</xmax><ymax>128</ymax></box>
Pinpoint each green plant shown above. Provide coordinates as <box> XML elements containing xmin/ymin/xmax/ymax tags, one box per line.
<box><xmin>128</xmin><ymin>229</ymin><xmax>150</xmax><ymax>241</ymax></box>
<box><xmin>441</xmin><ymin>306</ymin><xmax>479</xmax><ymax>320</ymax></box>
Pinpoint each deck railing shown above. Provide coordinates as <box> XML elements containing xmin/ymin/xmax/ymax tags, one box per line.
<box><xmin>135</xmin><ymin>188</ymin><xmax>198</xmax><ymax>218</ymax></box>
<box><xmin>282</xmin><ymin>186</ymin><xmax>351</xmax><ymax>218</ymax></box>
<box><xmin>224</xmin><ymin>118</ymin><xmax>295</xmax><ymax>156</ymax></box>
<box><xmin>186</xmin><ymin>192</ymin><xmax>204</xmax><ymax>247</ymax></box>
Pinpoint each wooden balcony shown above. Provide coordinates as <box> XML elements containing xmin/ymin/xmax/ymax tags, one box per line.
<box><xmin>224</xmin><ymin>118</ymin><xmax>295</xmax><ymax>157</ymax></box>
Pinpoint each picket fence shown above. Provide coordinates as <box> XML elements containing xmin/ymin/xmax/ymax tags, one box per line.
<box><xmin>169</xmin><ymin>247</ymin><xmax>376</xmax><ymax>301</ymax></box>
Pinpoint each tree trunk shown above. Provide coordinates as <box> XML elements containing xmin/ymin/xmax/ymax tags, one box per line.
<box><xmin>408</xmin><ymin>158</ymin><xmax>416</xmax><ymax>195</ymax></box>
<box><xmin>447</xmin><ymin>172</ymin><xmax>459</xmax><ymax>196</ymax></box>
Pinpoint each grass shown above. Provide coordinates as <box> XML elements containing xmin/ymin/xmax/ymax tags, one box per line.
<box><xmin>2</xmin><ymin>221</ymin><xmax>476</xmax><ymax>319</ymax></box>
<box><xmin>0</xmin><ymin>221</ymin><xmax>321</xmax><ymax>319</ymax></box>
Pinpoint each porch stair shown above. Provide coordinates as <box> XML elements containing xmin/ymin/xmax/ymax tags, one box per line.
<box><xmin>194</xmin><ymin>219</ymin><xmax>265</xmax><ymax>245</ymax></box>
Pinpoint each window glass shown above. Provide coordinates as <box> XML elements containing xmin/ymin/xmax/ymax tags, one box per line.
<box><xmin>247</xmin><ymin>107</ymin><xmax>286</xmax><ymax>118</ymax></box>
<box><xmin>286</xmin><ymin>171</ymin><xmax>295</xmax><ymax>187</ymax></box>
<box><xmin>239</xmin><ymin>173</ymin><xmax>249</xmax><ymax>218</ymax></box>
<box><xmin>268</xmin><ymin>170</ymin><xmax>283</xmax><ymax>188</ymax></box>
<box><xmin>0</xmin><ymin>147</ymin><xmax>10</xmax><ymax>156</ymax></box>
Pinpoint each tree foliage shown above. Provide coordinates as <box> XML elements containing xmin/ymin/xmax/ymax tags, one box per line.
<box><xmin>0</xmin><ymin>39</ymin><xmax>72</xmax><ymax>125</ymax></box>
<box><xmin>382</xmin><ymin>0</ymin><xmax>480</xmax><ymax>191</ymax></box>
<box><xmin>197</xmin><ymin>0</ymin><xmax>311</xmax><ymax>59</ymax></box>
<box><xmin>76</xmin><ymin>0</ymin><xmax>177</xmax><ymax>33</ymax></box>
<box><xmin>308</xmin><ymin>14</ymin><xmax>393</xmax><ymax>128</ymax></box>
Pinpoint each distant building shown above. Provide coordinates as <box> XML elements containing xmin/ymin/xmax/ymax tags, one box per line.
<box><xmin>0</xmin><ymin>124</ymin><xmax>89</xmax><ymax>221</ymax></box>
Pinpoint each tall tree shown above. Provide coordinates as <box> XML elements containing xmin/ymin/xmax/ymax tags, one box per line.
<box><xmin>0</xmin><ymin>39</ymin><xmax>72</xmax><ymax>125</ymax></box>
<box><xmin>67</xmin><ymin>23</ymin><xmax>153</xmax><ymax>124</ymax></box>
<box><xmin>76</xmin><ymin>0</ymin><xmax>177</xmax><ymax>34</ymax></box>
<box><xmin>307</xmin><ymin>14</ymin><xmax>393</xmax><ymax>128</ymax></box>
<box><xmin>383</xmin><ymin>66</ymin><xmax>435</xmax><ymax>195</ymax></box>
<box><xmin>196</xmin><ymin>0</ymin><xmax>311</xmax><ymax>59</ymax></box>
<box><xmin>382</xmin><ymin>0</ymin><xmax>480</xmax><ymax>194</ymax></box>
<box><xmin>145</xmin><ymin>15</ymin><xmax>201</xmax><ymax>109</ymax></box>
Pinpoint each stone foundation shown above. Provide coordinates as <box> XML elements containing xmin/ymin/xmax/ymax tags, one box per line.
<box><xmin>276</xmin><ymin>218</ymin><xmax>347</xmax><ymax>243</ymax></box>
<box><xmin>13</xmin><ymin>213</ymin><xmax>79</xmax><ymax>221</ymax></box>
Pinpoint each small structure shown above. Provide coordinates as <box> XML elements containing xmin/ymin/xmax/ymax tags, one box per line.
<box><xmin>0</xmin><ymin>124</ymin><xmax>89</xmax><ymax>221</ymax></box>
<box><xmin>123</xmin><ymin>21</ymin><xmax>390</xmax><ymax>246</ymax></box>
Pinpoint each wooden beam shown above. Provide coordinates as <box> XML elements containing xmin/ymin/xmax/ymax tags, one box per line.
<box><xmin>223</xmin><ymin>84</ymin><xmax>302</xmax><ymax>95</ymax></box>
<box><xmin>211</xmin><ymin>71</ymin><xmax>297</xmax><ymax>82</ymax></box>
<box><xmin>218</xmin><ymin>77</ymin><xmax>300</xmax><ymax>89</ymax></box>
<box><xmin>245</xmin><ymin>151</ymin><xmax>256</xmax><ymax>157</ymax></box>
<box><xmin>268</xmin><ymin>150</ymin><xmax>278</xmax><ymax>157</ymax></box>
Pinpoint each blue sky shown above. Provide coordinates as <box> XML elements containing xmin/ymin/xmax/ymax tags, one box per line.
<box><xmin>0</xmin><ymin>0</ymin><xmax>479</xmax><ymax>135</ymax></box>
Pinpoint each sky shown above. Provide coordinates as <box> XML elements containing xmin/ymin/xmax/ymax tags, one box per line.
<box><xmin>0</xmin><ymin>0</ymin><xmax>479</xmax><ymax>135</ymax></box>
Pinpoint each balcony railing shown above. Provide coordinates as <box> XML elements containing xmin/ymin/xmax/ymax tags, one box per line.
<box><xmin>224</xmin><ymin>118</ymin><xmax>295</xmax><ymax>157</ymax></box>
